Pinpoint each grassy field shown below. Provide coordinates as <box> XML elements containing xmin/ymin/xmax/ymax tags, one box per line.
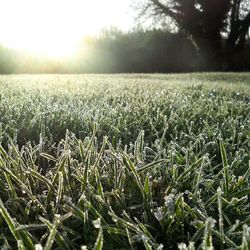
<box><xmin>0</xmin><ymin>73</ymin><xmax>249</xmax><ymax>250</ymax></box>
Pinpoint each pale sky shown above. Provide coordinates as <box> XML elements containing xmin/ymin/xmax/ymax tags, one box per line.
<box><xmin>0</xmin><ymin>0</ymin><xmax>135</xmax><ymax>57</ymax></box>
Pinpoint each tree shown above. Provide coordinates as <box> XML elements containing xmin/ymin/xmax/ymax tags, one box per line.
<box><xmin>135</xmin><ymin>0</ymin><xmax>250</xmax><ymax>69</ymax></box>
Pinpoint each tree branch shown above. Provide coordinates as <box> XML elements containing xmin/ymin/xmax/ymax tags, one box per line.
<box><xmin>150</xmin><ymin>0</ymin><xmax>177</xmax><ymax>20</ymax></box>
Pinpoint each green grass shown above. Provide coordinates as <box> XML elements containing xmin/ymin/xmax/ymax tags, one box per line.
<box><xmin>0</xmin><ymin>73</ymin><xmax>249</xmax><ymax>249</ymax></box>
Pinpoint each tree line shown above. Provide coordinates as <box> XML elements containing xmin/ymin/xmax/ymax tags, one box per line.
<box><xmin>0</xmin><ymin>0</ymin><xmax>250</xmax><ymax>73</ymax></box>
<box><xmin>0</xmin><ymin>28</ymin><xmax>249</xmax><ymax>74</ymax></box>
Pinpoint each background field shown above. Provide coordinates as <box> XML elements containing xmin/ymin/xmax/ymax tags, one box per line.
<box><xmin>0</xmin><ymin>73</ymin><xmax>249</xmax><ymax>249</ymax></box>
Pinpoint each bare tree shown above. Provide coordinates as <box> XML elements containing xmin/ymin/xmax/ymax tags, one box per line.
<box><xmin>135</xmin><ymin>0</ymin><xmax>250</xmax><ymax>68</ymax></box>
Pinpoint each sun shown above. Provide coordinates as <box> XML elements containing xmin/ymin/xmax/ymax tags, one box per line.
<box><xmin>0</xmin><ymin>0</ymin><xmax>83</xmax><ymax>58</ymax></box>
<box><xmin>14</xmin><ymin>30</ymin><xmax>81</xmax><ymax>58</ymax></box>
<box><xmin>0</xmin><ymin>0</ymin><xmax>97</xmax><ymax>58</ymax></box>
<box><xmin>0</xmin><ymin>0</ymin><xmax>133</xmax><ymax>58</ymax></box>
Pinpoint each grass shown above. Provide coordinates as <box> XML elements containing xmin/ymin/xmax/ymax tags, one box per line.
<box><xmin>0</xmin><ymin>73</ymin><xmax>249</xmax><ymax>249</ymax></box>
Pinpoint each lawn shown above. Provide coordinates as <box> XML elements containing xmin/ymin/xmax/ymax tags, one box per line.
<box><xmin>0</xmin><ymin>73</ymin><xmax>249</xmax><ymax>249</ymax></box>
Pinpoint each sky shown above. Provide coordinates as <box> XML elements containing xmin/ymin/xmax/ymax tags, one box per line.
<box><xmin>0</xmin><ymin>0</ymin><xmax>135</xmax><ymax>57</ymax></box>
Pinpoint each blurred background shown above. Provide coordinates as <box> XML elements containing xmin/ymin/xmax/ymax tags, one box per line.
<box><xmin>0</xmin><ymin>0</ymin><xmax>249</xmax><ymax>73</ymax></box>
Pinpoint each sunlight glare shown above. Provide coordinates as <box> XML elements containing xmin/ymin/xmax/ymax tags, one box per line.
<box><xmin>0</xmin><ymin>0</ymin><xmax>133</xmax><ymax>58</ymax></box>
